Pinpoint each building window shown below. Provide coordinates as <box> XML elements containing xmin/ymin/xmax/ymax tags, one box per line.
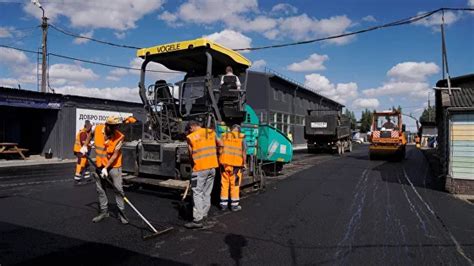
<box><xmin>273</xmin><ymin>90</ymin><xmax>279</xmax><ymax>101</ymax></box>
<box><xmin>281</xmin><ymin>91</ymin><xmax>286</xmax><ymax>102</ymax></box>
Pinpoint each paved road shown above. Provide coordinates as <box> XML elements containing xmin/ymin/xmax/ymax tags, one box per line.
<box><xmin>1</xmin><ymin>145</ymin><xmax>473</xmax><ymax>265</ymax></box>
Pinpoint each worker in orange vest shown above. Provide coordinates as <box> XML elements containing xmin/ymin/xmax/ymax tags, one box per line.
<box><xmin>219</xmin><ymin>124</ymin><xmax>246</xmax><ymax>212</ymax></box>
<box><xmin>73</xmin><ymin>120</ymin><xmax>92</xmax><ymax>183</ymax></box>
<box><xmin>184</xmin><ymin>120</ymin><xmax>220</xmax><ymax>229</ymax></box>
<box><xmin>81</xmin><ymin>116</ymin><xmax>128</xmax><ymax>224</ymax></box>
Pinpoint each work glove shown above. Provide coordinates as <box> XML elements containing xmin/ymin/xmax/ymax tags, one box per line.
<box><xmin>80</xmin><ymin>145</ymin><xmax>88</xmax><ymax>155</ymax></box>
<box><xmin>100</xmin><ymin>168</ymin><xmax>108</xmax><ymax>178</ymax></box>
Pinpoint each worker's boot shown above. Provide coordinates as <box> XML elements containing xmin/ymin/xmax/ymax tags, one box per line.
<box><xmin>118</xmin><ymin>209</ymin><xmax>129</xmax><ymax>225</ymax></box>
<box><xmin>231</xmin><ymin>205</ymin><xmax>242</xmax><ymax>212</ymax></box>
<box><xmin>184</xmin><ymin>220</ymin><xmax>203</xmax><ymax>229</ymax></box>
<box><xmin>92</xmin><ymin>210</ymin><xmax>109</xmax><ymax>223</ymax></box>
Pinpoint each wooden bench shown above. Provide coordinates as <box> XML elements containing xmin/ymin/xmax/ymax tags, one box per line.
<box><xmin>0</xmin><ymin>143</ymin><xmax>29</xmax><ymax>160</ymax></box>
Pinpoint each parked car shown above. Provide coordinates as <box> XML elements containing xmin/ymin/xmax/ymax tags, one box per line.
<box><xmin>352</xmin><ymin>132</ymin><xmax>364</xmax><ymax>144</ymax></box>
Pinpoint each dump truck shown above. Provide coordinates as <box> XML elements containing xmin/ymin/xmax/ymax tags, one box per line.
<box><xmin>120</xmin><ymin>38</ymin><xmax>292</xmax><ymax>192</ymax></box>
<box><xmin>304</xmin><ymin>110</ymin><xmax>352</xmax><ymax>155</ymax></box>
<box><xmin>368</xmin><ymin>110</ymin><xmax>407</xmax><ymax>161</ymax></box>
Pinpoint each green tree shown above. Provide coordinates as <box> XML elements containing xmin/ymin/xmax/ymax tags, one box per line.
<box><xmin>419</xmin><ymin>106</ymin><xmax>436</xmax><ymax>123</ymax></box>
<box><xmin>344</xmin><ymin>109</ymin><xmax>357</xmax><ymax>130</ymax></box>
<box><xmin>360</xmin><ymin>109</ymin><xmax>373</xmax><ymax>133</ymax></box>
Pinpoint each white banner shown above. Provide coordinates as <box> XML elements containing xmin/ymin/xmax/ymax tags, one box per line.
<box><xmin>75</xmin><ymin>108</ymin><xmax>133</xmax><ymax>134</ymax></box>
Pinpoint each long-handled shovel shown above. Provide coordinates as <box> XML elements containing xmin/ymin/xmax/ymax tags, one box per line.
<box><xmin>85</xmin><ymin>155</ymin><xmax>173</xmax><ymax>240</ymax></box>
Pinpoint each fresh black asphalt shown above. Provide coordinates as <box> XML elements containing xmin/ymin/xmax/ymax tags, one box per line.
<box><xmin>1</xmin><ymin>145</ymin><xmax>473</xmax><ymax>265</ymax></box>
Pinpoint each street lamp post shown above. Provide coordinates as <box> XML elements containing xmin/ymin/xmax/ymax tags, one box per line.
<box><xmin>32</xmin><ymin>0</ymin><xmax>48</xmax><ymax>93</ymax></box>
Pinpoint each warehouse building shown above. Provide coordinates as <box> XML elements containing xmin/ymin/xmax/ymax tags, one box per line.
<box><xmin>245</xmin><ymin>69</ymin><xmax>344</xmax><ymax>145</ymax></box>
<box><xmin>435</xmin><ymin>74</ymin><xmax>474</xmax><ymax>194</ymax></box>
<box><xmin>0</xmin><ymin>87</ymin><xmax>145</xmax><ymax>160</ymax></box>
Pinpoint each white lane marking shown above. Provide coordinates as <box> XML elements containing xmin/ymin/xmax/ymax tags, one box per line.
<box><xmin>403</xmin><ymin>168</ymin><xmax>473</xmax><ymax>265</ymax></box>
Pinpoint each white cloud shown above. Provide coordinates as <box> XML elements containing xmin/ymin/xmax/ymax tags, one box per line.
<box><xmin>470</xmin><ymin>0</ymin><xmax>474</xmax><ymax>7</ymax></box>
<box><xmin>362</xmin><ymin>15</ymin><xmax>376</xmax><ymax>22</ymax></box>
<box><xmin>304</xmin><ymin>73</ymin><xmax>358</xmax><ymax>104</ymax></box>
<box><xmin>287</xmin><ymin>53</ymin><xmax>329</xmax><ymax>72</ymax></box>
<box><xmin>114</xmin><ymin>32</ymin><xmax>127</xmax><ymax>39</ymax></box>
<box><xmin>24</xmin><ymin>0</ymin><xmax>165</xmax><ymax>30</ymax></box>
<box><xmin>363</xmin><ymin>81</ymin><xmax>430</xmax><ymax>98</ymax></box>
<box><xmin>106</xmin><ymin>68</ymin><xmax>129</xmax><ymax>81</ymax></box>
<box><xmin>158</xmin><ymin>11</ymin><xmax>181</xmax><ymax>26</ymax></box>
<box><xmin>204</xmin><ymin>29</ymin><xmax>252</xmax><ymax>51</ymax></box>
<box><xmin>271</xmin><ymin>3</ymin><xmax>298</xmax><ymax>15</ymax></box>
<box><xmin>171</xmin><ymin>0</ymin><xmax>258</xmax><ymax>24</ymax></box>
<box><xmin>362</xmin><ymin>61</ymin><xmax>440</xmax><ymax>99</ymax></box>
<box><xmin>278</xmin><ymin>14</ymin><xmax>354</xmax><ymax>44</ymax></box>
<box><xmin>0</xmin><ymin>47</ymin><xmax>29</xmax><ymax>64</ymax></box>
<box><xmin>0</xmin><ymin>27</ymin><xmax>14</xmax><ymax>38</ymax></box>
<box><xmin>413</xmin><ymin>11</ymin><xmax>460</xmax><ymax>28</ymax></box>
<box><xmin>129</xmin><ymin>58</ymin><xmax>184</xmax><ymax>82</ymax></box>
<box><xmin>55</xmin><ymin>85</ymin><xmax>141</xmax><ymax>102</ymax></box>
<box><xmin>251</xmin><ymin>59</ymin><xmax>266</xmax><ymax>70</ymax></box>
<box><xmin>160</xmin><ymin>1</ymin><xmax>354</xmax><ymax>45</ymax></box>
<box><xmin>387</xmin><ymin>62</ymin><xmax>440</xmax><ymax>82</ymax></box>
<box><xmin>352</xmin><ymin>98</ymin><xmax>380</xmax><ymax>109</ymax></box>
<box><xmin>48</xmin><ymin>64</ymin><xmax>99</xmax><ymax>86</ymax></box>
<box><xmin>0</xmin><ymin>78</ymin><xmax>21</xmax><ymax>87</ymax></box>
<box><xmin>73</xmin><ymin>30</ymin><xmax>94</xmax><ymax>44</ymax></box>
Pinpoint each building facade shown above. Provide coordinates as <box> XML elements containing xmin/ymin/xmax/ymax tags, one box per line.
<box><xmin>0</xmin><ymin>87</ymin><xmax>145</xmax><ymax>160</ymax></box>
<box><xmin>245</xmin><ymin>70</ymin><xmax>344</xmax><ymax>145</ymax></box>
<box><xmin>435</xmin><ymin>74</ymin><xmax>474</xmax><ymax>194</ymax></box>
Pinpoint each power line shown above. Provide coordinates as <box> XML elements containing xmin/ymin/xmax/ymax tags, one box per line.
<box><xmin>49</xmin><ymin>24</ymin><xmax>141</xmax><ymax>50</ymax></box>
<box><xmin>0</xmin><ymin>44</ymin><xmax>180</xmax><ymax>74</ymax></box>
<box><xmin>235</xmin><ymin>7</ymin><xmax>474</xmax><ymax>51</ymax></box>
<box><xmin>31</xmin><ymin>7</ymin><xmax>474</xmax><ymax>53</ymax></box>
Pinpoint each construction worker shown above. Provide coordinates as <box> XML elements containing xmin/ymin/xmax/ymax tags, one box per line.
<box><xmin>288</xmin><ymin>131</ymin><xmax>293</xmax><ymax>143</ymax></box>
<box><xmin>185</xmin><ymin>120</ymin><xmax>219</xmax><ymax>229</ymax></box>
<box><xmin>73</xmin><ymin>120</ymin><xmax>92</xmax><ymax>183</ymax></box>
<box><xmin>80</xmin><ymin>116</ymin><xmax>128</xmax><ymax>224</ymax></box>
<box><xmin>382</xmin><ymin>116</ymin><xmax>396</xmax><ymax>129</ymax></box>
<box><xmin>219</xmin><ymin>124</ymin><xmax>246</xmax><ymax>212</ymax></box>
<box><xmin>220</xmin><ymin>66</ymin><xmax>241</xmax><ymax>90</ymax></box>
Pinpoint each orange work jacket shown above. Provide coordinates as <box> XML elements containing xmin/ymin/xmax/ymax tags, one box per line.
<box><xmin>94</xmin><ymin>124</ymin><xmax>124</xmax><ymax>168</ymax></box>
<box><xmin>73</xmin><ymin>128</ymin><xmax>90</xmax><ymax>153</ymax></box>
<box><xmin>187</xmin><ymin>128</ymin><xmax>219</xmax><ymax>171</ymax></box>
<box><xmin>219</xmin><ymin>131</ymin><xmax>245</xmax><ymax>167</ymax></box>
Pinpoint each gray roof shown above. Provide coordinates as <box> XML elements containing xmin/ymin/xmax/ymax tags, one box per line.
<box><xmin>249</xmin><ymin>69</ymin><xmax>344</xmax><ymax>108</ymax></box>
<box><xmin>436</xmin><ymin>74</ymin><xmax>474</xmax><ymax>108</ymax></box>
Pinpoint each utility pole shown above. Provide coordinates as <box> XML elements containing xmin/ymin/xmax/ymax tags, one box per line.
<box><xmin>33</xmin><ymin>0</ymin><xmax>47</xmax><ymax>93</ymax></box>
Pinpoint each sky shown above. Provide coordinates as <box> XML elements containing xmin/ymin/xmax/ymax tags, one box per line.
<box><xmin>0</xmin><ymin>0</ymin><xmax>473</xmax><ymax>130</ymax></box>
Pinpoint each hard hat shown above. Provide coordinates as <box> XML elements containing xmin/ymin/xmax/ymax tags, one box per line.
<box><xmin>124</xmin><ymin>116</ymin><xmax>137</xmax><ymax>124</ymax></box>
<box><xmin>105</xmin><ymin>115</ymin><xmax>122</xmax><ymax>125</ymax></box>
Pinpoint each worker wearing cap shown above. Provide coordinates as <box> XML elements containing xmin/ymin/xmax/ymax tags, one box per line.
<box><xmin>219</xmin><ymin>124</ymin><xmax>246</xmax><ymax>211</ymax></box>
<box><xmin>81</xmin><ymin>115</ymin><xmax>128</xmax><ymax>224</ymax></box>
<box><xmin>185</xmin><ymin>120</ymin><xmax>220</xmax><ymax>229</ymax></box>
<box><xmin>73</xmin><ymin>120</ymin><xmax>92</xmax><ymax>183</ymax></box>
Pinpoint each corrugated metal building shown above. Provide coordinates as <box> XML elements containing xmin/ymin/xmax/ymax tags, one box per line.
<box><xmin>246</xmin><ymin>70</ymin><xmax>344</xmax><ymax>145</ymax></box>
<box><xmin>0</xmin><ymin>87</ymin><xmax>146</xmax><ymax>160</ymax></box>
<box><xmin>435</xmin><ymin>74</ymin><xmax>474</xmax><ymax>194</ymax></box>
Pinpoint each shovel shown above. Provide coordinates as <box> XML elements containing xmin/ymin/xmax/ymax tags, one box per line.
<box><xmin>85</xmin><ymin>155</ymin><xmax>173</xmax><ymax>240</ymax></box>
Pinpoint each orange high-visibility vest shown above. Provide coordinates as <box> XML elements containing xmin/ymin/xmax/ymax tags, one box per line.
<box><xmin>73</xmin><ymin>128</ymin><xmax>89</xmax><ymax>153</ymax></box>
<box><xmin>94</xmin><ymin>124</ymin><xmax>124</xmax><ymax>168</ymax></box>
<box><xmin>219</xmin><ymin>131</ymin><xmax>245</xmax><ymax>167</ymax></box>
<box><xmin>187</xmin><ymin>128</ymin><xmax>219</xmax><ymax>171</ymax></box>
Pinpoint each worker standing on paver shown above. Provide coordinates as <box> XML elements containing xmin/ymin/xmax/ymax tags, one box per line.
<box><xmin>80</xmin><ymin>116</ymin><xmax>128</xmax><ymax>224</ymax></box>
<box><xmin>73</xmin><ymin>120</ymin><xmax>92</xmax><ymax>183</ymax></box>
<box><xmin>220</xmin><ymin>66</ymin><xmax>241</xmax><ymax>90</ymax></box>
<box><xmin>185</xmin><ymin>121</ymin><xmax>220</xmax><ymax>229</ymax></box>
<box><xmin>219</xmin><ymin>125</ymin><xmax>246</xmax><ymax>212</ymax></box>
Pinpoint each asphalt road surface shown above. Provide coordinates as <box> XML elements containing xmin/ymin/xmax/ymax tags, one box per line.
<box><xmin>1</xmin><ymin>145</ymin><xmax>473</xmax><ymax>265</ymax></box>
